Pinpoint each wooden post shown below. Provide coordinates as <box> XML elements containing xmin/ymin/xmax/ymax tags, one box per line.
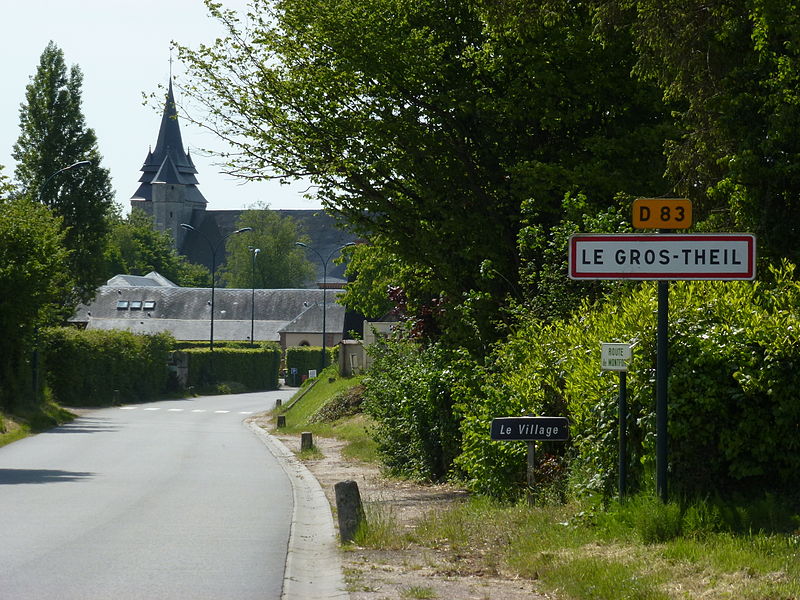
<box><xmin>334</xmin><ymin>480</ymin><xmax>365</xmax><ymax>543</ymax></box>
<box><xmin>301</xmin><ymin>431</ymin><xmax>313</xmax><ymax>451</ymax></box>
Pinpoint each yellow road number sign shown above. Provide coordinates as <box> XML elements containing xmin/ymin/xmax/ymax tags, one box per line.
<box><xmin>633</xmin><ymin>198</ymin><xmax>692</xmax><ymax>229</ymax></box>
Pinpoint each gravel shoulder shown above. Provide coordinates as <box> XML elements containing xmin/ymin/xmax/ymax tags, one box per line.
<box><xmin>254</xmin><ymin>417</ymin><xmax>550</xmax><ymax>600</ymax></box>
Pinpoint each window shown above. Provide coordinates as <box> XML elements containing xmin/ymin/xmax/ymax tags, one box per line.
<box><xmin>130</xmin><ymin>301</ymin><xmax>142</xmax><ymax>310</ymax></box>
<box><xmin>143</xmin><ymin>301</ymin><xmax>156</xmax><ymax>310</ymax></box>
<box><xmin>116</xmin><ymin>300</ymin><xmax>129</xmax><ymax>310</ymax></box>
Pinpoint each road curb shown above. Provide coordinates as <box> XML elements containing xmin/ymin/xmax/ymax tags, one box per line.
<box><xmin>247</xmin><ymin>421</ymin><xmax>349</xmax><ymax>600</ymax></box>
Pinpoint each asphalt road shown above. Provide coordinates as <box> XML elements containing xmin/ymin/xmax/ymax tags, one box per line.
<box><xmin>0</xmin><ymin>390</ymin><xmax>296</xmax><ymax>600</ymax></box>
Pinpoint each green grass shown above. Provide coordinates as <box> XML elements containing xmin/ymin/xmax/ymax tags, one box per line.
<box><xmin>1</xmin><ymin>403</ymin><xmax>76</xmax><ymax>448</ymax></box>
<box><xmin>400</xmin><ymin>585</ymin><xmax>438</xmax><ymax>599</ymax></box>
<box><xmin>276</xmin><ymin>367</ymin><xmax>377</xmax><ymax>462</ymax></box>
<box><xmin>405</xmin><ymin>494</ymin><xmax>800</xmax><ymax>600</ymax></box>
<box><xmin>273</xmin><ymin>368</ymin><xmax>800</xmax><ymax>599</ymax></box>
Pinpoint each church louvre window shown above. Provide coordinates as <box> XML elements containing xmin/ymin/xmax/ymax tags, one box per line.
<box><xmin>116</xmin><ymin>300</ymin><xmax>129</xmax><ymax>310</ymax></box>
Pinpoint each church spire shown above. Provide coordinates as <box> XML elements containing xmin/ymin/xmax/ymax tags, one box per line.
<box><xmin>130</xmin><ymin>81</ymin><xmax>207</xmax><ymax>205</ymax></box>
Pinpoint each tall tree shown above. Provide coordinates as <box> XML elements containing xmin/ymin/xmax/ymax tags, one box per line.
<box><xmin>104</xmin><ymin>210</ymin><xmax>211</xmax><ymax>287</ymax></box>
<box><xmin>13</xmin><ymin>41</ymin><xmax>116</xmax><ymax>304</ymax></box>
<box><xmin>0</xmin><ymin>197</ymin><xmax>71</xmax><ymax>409</ymax></box>
<box><xmin>178</xmin><ymin>0</ymin><xmax>670</xmax><ymax>347</ymax></box>
<box><xmin>220</xmin><ymin>205</ymin><xmax>315</xmax><ymax>288</ymax></box>
<box><xmin>591</xmin><ymin>0</ymin><xmax>800</xmax><ymax>264</ymax></box>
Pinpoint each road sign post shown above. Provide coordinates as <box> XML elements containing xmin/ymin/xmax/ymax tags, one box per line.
<box><xmin>572</xmin><ymin>232</ymin><xmax>756</xmax><ymax>503</ymax></box>
<box><xmin>569</xmin><ymin>234</ymin><xmax>756</xmax><ymax>280</ymax></box>
<box><xmin>491</xmin><ymin>417</ymin><xmax>569</xmax><ymax>504</ymax></box>
<box><xmin>601</xmin><ymin>343</ymin><xmax>631</xmax><ymax>499</ymax></box>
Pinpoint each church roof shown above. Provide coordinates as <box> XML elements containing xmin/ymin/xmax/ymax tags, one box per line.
<box><xmin>130</xmin><ymin>81</ymin><xmax>207</xmax><ymax>204</ymax></box>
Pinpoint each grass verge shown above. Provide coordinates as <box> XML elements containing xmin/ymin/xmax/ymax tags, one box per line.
<box><xmin>0</xmin><ymin>403</ymin><xmax>76</xmax><ymax>448</ymax></box>
<box><xmin>404</xmin><ymin>495</ymin><xmax>800</xmax><ymax>599</ymax></box>
<box><xmin>278</xmin><ymin>367</ymin><xmax>800</xmax><ymax>599</ymax></box>
<box><xmin>275</xmin><ymin>366</ymin><xmax>377</xmax><ymax>462</ymax></box>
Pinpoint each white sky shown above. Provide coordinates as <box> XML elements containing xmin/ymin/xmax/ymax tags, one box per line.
<box><xmin>0</xmin><ymin>0</ymin><xmax>320</xmax><ymax>213</ymax></box>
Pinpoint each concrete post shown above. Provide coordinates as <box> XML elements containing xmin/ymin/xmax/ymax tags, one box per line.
<box><xmin>334</xmin><ymin>480</ymin><xmax>365</xmax><ymax>543</ymax></box>
<box><xmin>301</xmin><ymin>431</ymin><xmax>313</xmax><ymax>451</ymax></box>
<box><xmin>277</xmin><ymin>415</ymin><xmax>286</xmax><ymax>428</ymax></box>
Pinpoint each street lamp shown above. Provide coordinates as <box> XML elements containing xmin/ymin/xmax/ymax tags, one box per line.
<box><xmin>296</xmin><ymin>241</ymin><xmax>356</xmax><ymax>372</ymax></box>
<box><xmin>32</xmin><ymin>160</ymin><xmax>92</xmax><ymax>403</ymax></box>
<box><xmin>250</xmin><ymin>247</ymin><xmax>261</xmax><ymax>346</ymax></box>
<box><xmin>37</xmin><ymin>160</ymin><xmax>91</xmax><ymax>202</ymax></box>
<box><xmin>180</xmin><ymin>223</ymin><xmax>252</xmax><ymax>352</ymax></box>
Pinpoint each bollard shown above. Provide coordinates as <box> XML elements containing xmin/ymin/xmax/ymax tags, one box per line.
<box><xmin>334</xmin><ymin>480</ymin><xmax>365</xmax><ymax>544</ymax></box>
<box><xmin>301</xmin><ymin>431</ymin><xmax>313</xmax><ymax>451</ymax></box>
<box><xmin>277</xmin><ymin>415</ymin><xmax>286</xmax><ymax>428</ymax></box>
<box><xmin>275</xmin><ymin>398</ymin><xmax>282</xmax><ymax>408</ymax></box>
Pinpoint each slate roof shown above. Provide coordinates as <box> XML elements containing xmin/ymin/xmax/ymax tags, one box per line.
<box><xmin>278</xmin><ymin>302</ymin><xmax>347</xmax><ymax>334</ymax></box>
<box><xmin>106</xmin><ymin>272</ymin><xmax>180</xmax><ymax>287</ymax></box>
<box><xmin>130</xmin><ymin>81</ymin><xmax>207</xmax><ymax>206</ymax></box>
<box><xmin>71</xmin><ymin>275</ymin><xmax>346</xmax><ymax>342</ymax></box>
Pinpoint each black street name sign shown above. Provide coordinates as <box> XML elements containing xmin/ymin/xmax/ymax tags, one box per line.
<box><xmin>490</xmin><ymin>417</ymin><xmax>569</xmax><ymax>442</ymax></box>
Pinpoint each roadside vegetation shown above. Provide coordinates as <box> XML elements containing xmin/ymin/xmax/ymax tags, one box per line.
<box><xmin>274</xmin><ymin>366</ymin><xmax>377</xmax><ymax>463</ymax></box>
<box><xmin>0</xmin><ymin>402</ymin><xmax>75</xmax><ymax>449</ymax></box>
<box><xmin>285</xmin><ymin>369</ymin><xmax>800</xmax><ymax>600</ymax></box>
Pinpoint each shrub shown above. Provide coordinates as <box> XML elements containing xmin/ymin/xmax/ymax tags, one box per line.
<box><xmin>183</xmin><ymin>343</ymin><xmax>281</xmax><ymax>391</ymax></box>
<box><xmin>362</xmin><ymin>339</ymin><xmax>474</xmax><ymax>481</ymax></box>
<box><xmin>285</xmin><ymin>345</ymin><xmax>337</xmax><ymax>382</ymax></box>
<box><xmin>43</xmin><ymin>328</ymin><xmax>174</xmax><ymax>406</ymax></box>
<box><xmin>458</xmin><ymin>261</ymin><xmax>800</xmax><ymax>500</ymax></box>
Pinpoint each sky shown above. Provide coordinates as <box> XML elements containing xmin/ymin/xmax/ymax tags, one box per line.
<box><xmin>0</xmin><ymin>0</ymin><xmax>320</xmax><ymax>213</ymax></box>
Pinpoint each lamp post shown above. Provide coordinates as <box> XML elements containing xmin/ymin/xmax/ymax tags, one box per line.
<box><xmin>181</xmin><ymin>224</ymin><xmax>252</xmax><ymax>352</ymax></box>
<box><xmin>296</xmin><ymin>241</ymin><xmax>356</xmax><ymax>372</ymax></box>
<box><xmin>37</xmin><ymin>160</ymin><xmax>91</xmax><ymax>202</ymax></box>
<box><xmin>250</xmin><ymin>247</ymin><xmax>261</xmax><ymax>346</ymax></box>
<box><xmin>32</xmin><ymin>160</ymin><xmax>91</xmax><ymax>403</ymax></box>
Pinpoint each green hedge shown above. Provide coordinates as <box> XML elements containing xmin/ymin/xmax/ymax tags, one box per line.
<box><xmin>183</xmin><ymin>343</ymin><xmax>281</xmax><ymax>391</ymax></box>
<box><xmin>43</xmin><ymin>328</ymin><xmax>174</xmax><ymax>407</ymax></box>
<box><xmin>457</xmin><ymin>261</ymin><xmax>800</xmax><ymax>500</ymax></box>
<box><xmin>362</xmin><ymin>340</ymin><xmax>470</xmax><ymax>481</ymax></box>
<box><xmin>285</xmin><ymin>346</ymin><xmax>337</xmax><ymax>383</ymax></box>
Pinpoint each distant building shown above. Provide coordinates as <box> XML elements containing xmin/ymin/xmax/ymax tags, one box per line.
<box><xmin>71</xmin><ymin>272</ymin><xmax>346</xmax><ymax>350</ymax></box>
<box><xmin>129</xmin><ymin>81</ymin><xmax>356</xmax><ymax>283</ymax></box>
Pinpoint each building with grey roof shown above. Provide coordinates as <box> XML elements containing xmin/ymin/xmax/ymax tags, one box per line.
<box><xmin>72</xmin><ymin>272</ymin><xmax>345</xmax><ymax>349</ymax></box>
<box><xmin>130</xmin><ymin>82</ymin><xmax>357</xmax><ymax>283</ymax></box>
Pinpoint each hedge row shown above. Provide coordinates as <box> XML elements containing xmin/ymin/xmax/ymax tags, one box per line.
<box><xmin>43</xmin><ymin>330</ymin><xmax>284</xmax><ymax>405</ymax></box>
<box><xmin>456</xmin><ymin>261</ymin><xmax>800</xmax><ymax>500</ymax></box>
<box><xmin>182</xmin><ymin>344</ymin><xmax>281</xmax><ymax>391</ymax></box>
<box><xmin>43</xmin><ymin>328</ymin><xmax>174</xmax><ymax>407</ymax></box>
<box><xmin>285</xmin><ymin>346</ymin><xmax>337</xmax><ymax>382</ymax></box>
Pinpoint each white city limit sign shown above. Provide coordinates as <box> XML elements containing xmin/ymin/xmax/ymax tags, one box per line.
<box><xmin>569</xmin><ymin>234</ymin><xmax>756</xmax><ymax>280</ymax></box>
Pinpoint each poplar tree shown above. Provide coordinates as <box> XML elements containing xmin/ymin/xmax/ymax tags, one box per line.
<box><xmin>13</xmin><ymin>41</ymin><xmax>116</xmax><ymax>305</ymax></box>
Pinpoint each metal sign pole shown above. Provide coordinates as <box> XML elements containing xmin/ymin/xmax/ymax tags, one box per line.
<box><xmin>527</xmin><ymin>441</ymin><xmax>536</xmax><ymax>505</ymax></box>
<box><xmin>618</xmin><ymin>370</ymin><xmax>627</xmax><ymax>500</ymax></box>
<box><xmin>656</xmin><ymin>280</ymin><xmax>669</xmax><ymax>502</ymax></box>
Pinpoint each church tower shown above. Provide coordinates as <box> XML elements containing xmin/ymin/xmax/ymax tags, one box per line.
<box><xmin>130</xmin><ymin>81</ymin><xmax>207</xmax><ymax>250</ymax></box>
